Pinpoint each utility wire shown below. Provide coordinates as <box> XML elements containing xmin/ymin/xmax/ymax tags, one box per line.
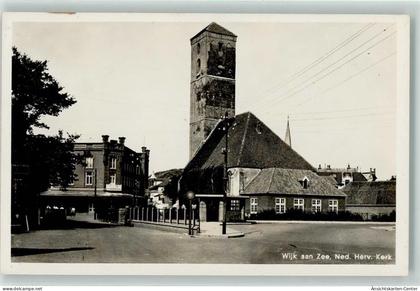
<box><xmin>290</xmin><ymin>51</ymin><xmax>396</xmax><ymax>110</ymax></box>
<box><xmin>254</xmin><ymin>24</ymin><xmax>394</xmax><ymax>111</ymax></box>
<box><xmin>261</xmin><ymin>29</ymin><xmax>396</xmax><ymax>109</ymax></box>
<box><xmin>252</xmin><ymin>23</ymin><xmax>375</xmax><ymax>100</ymax></box>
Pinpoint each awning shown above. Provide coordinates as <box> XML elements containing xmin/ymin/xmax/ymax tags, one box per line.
<box><xmin>40</xmin><ymin>189</ymin><xmax>134</xmax><ymax>198</ymax></box>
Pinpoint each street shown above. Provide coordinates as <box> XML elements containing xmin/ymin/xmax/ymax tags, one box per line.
<box><xmin>11</xmin><ymin>218</ymin><xmax>395</xmax><ymax>264</ymax></box>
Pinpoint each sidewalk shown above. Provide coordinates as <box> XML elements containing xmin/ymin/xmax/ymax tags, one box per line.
<box><xmin>199</xmin><ymin>222</ymin><xmax>244</xmax><ymax>238</ymax></box>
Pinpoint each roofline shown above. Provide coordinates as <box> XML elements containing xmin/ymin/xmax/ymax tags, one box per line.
<box><xmin>190</xmin><ymin>24</ymin><xmax>237</xmax><ymax>41</ymax></box>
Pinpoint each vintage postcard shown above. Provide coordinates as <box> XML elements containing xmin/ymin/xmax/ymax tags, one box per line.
<box><xmin>0</xmin><ymin>13</ymin><xmax>410</xmax><ymax>275</ymax></box>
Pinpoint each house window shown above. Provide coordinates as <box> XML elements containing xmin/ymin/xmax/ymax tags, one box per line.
<box><xmin>293</xmin><ymin>198</ymin><xmax>304</xmax><ymax>211</ymax></box>
<box><xmin>328</xmin><ymin>200</ymin><xmax>339</xmax><ymax>213</ymax></box>
<box><xmin>275</xmin><ymin>198</ymin><xmax>286</xmax><ymax>214</ymax></box>
<box><xmin>250</xmin><ymin>198</ymin><xmax>258</xmax><ymax>214</ymax></box>
<box><xmin>312</xmin><ymin>199</ymin><xmax>322</xmax><ymax>213</ymax></box>
<box><xmin>230</xmin><ymin>199</ymin><xmax>240</xmax><ymax>211</ymax></box>
<box><xmin>110</xmin><ymin>157</ymin><xmax>117</xmax><ymax>169</ymax></box>
<box><xmin>85</xmin><ymin>171</ymin><xmax>93</xmax><ymax>186</ymax></box>
<box><xmin>85</xmin><ymin>157</ymin><xmax>94</xmax><ymax>169</ymax></box>
<box><xmin>110</xmin><ymin>174</ymin><xmax>116</xmax><ymax>185</ymax></box>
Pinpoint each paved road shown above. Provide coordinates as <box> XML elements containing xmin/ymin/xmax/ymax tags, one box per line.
<box><xmin>11</xmin><ymin>218</ymin><xmax>395</xmax><ymax>264</ymax></box>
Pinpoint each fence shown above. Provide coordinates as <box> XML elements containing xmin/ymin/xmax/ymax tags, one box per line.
<box><xmin>129</xmin><ymin>206</ymin><xmax>200</xmax><ymax>233</ymax></box>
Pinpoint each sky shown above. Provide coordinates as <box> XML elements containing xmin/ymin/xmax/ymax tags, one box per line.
<box><xmin>12</xmin><ymin>20</ymin><xmax>397</xmax><ymax>179</ymax></box>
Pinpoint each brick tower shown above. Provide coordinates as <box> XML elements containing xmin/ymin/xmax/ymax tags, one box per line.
<box><xmin>189</xmin><ymin>22</ymin><xmax>237</xmax><ymax>159</ymax></box>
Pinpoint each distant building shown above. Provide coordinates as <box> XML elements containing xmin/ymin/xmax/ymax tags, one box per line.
<box><xmin>343</xmin><ymin>180</ymin><xmax>396</xmax><ymax>220</ymax></box>
<box><xmin>317</xmin><ymin>164</ymin><xmax>376</xmax><ymax>188</ymax></box>
<box><xmin>40</xmin><ymin>135</ymin><xmax>149</xmax><ymax>218</ymax></box>
<box><xmin>147</xmin><ymin>169</ymin><xmax>183</xmax><ymax>209</ymax></box>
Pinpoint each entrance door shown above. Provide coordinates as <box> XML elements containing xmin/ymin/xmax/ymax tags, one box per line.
<box><xmin>206</xmin><ymin>199</ymin><xmax>220</xmax><ymax>221</ymax></box>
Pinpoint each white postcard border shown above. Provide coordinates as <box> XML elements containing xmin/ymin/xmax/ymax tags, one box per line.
<box><xmin>0</xmin><ymin>12</ymin><xmax>410</xmax><ymax>276</ymax></box>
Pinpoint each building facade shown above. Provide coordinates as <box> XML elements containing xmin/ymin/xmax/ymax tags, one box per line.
<box><xmin>41</xmin><ymin>135</ymin><xmax>149</xmax><ymax>219</ymax></box>
<box><xmin>317</xmin><ymin>164</ymin><xmax>376</xmax><ymax>188</ymax></box>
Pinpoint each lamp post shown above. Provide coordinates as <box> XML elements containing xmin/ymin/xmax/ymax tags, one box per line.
<box><xmin>221</xmin><ymin>111</ymin><xmax>229</xmax><ymax>235</ymax></box>
<box><xmin>186</xmin><ymin>191</ymin><xmax>195</xmax><ymax>235</ymax></box>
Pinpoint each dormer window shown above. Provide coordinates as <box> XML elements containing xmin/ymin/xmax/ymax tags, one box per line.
<box><xmin>301</xmin><ymin>177</ymin><xmax>310</xmax><ymax>189</ymax></box>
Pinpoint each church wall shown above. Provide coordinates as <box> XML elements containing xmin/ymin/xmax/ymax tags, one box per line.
<box><xmin>228</xmin><ymin>167</ymin><xmax>262</xmax><ymax>197</ymax></box>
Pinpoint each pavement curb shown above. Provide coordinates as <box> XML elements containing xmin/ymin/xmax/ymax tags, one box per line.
<box><xmin>247</xmin><ymin>220</ymin><xmax>396</xmax><ymax>225</ymax></box>
<box><xmin>198</xmin><ymin>232</ymin><xmax>245</xmax><ymax>239</ymax></box>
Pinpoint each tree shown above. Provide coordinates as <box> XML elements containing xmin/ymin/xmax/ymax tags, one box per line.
<box><xmin>12</xmin><ymin>47</ymin><xmax>80</xmax><ymax>196</ymax></box>
<box><xmin>12</xmin><ymin>47</ymin><xmax>76</xmax><ymax>163</ymax></box>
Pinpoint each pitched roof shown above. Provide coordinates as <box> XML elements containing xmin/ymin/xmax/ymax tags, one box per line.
<box><xmin>185</xmin><ymin>111</ymin><xmax>315</xmax><ymax>172</ymax></box>
<box><xmin>343</xmin><ymin>181</ymin><xmax>396</xmax><ymax>205</ymax></box>
<box><xmin>191</xmin><ymin>22</ymin><xmax>237</xmax><ymax>40</ymax></box>
<box><xmin>242</xmin><ymin>168</ymin><xmax>346</xmax><ymax>197</ymax></box>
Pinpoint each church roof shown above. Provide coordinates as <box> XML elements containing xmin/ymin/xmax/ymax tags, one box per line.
<box><xmin>185</xmin><ymin>111</ymin><xmax>315</xmax><ymax>172</ymax></box>
<box><xmin>191</xmin><ymin>22</ymin><xmax>237</xmax><ymax>40</ymax></box>
<box><xmin>343</xmin><ymin>181</ymin><xmax>396</xmax><ymax>205</ymax></box>
<box><xmin>242</xmin><ymin>168</ymin><xmax>346</xmax><ymax>197</ymax></box>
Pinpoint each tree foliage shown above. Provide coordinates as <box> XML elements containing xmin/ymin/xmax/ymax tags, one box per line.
<box><xmin>12</xmin><ymin>47</ymin><xmax>80</xmax><ymax>190</ymax></box>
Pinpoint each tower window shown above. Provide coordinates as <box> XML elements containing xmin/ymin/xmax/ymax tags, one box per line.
<box><xmin>197</xmin><ymin>42</ymin><xmax>201</xmax><ymax>54</ymax></box>
<box><xmin>196</xmin><ymin>59</ymin><xmax>201</xmax><ymax>75</ymax></box>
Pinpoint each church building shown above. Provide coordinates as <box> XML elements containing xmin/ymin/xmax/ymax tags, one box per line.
<box><xmin>180</xmin><ymin>23</ymin><xmax>346</xmax><ymax>222</ymax></box>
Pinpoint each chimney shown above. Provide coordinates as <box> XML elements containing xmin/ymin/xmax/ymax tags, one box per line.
<box><xmin>327</xmin><ymin>165</ymin><xmax>331</xmax><ymax>170</ymax></box>
<box><xmin>142</xmin><ymin>146</ymin><xmax>147</xmax><ymax>153</ymax></box>
<box><xmin>318</xmin><ymin>164</ymin><xmax>322</xmax><ymax>170</ymax></box>
<box><xmin>118</xmin><ymin>137</ymin><xmax>126</xmax><ymax>145</ymax></box>
<box><xmin>102</xmin><ymin>135</ymin><xmax>109</xmax><ymax>143</ymax></box>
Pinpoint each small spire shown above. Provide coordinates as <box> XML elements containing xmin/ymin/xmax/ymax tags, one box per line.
<box><xmin>285</xmin><ymin>115</ymin><xmax>292</xmax><ymax>148</ymax></box>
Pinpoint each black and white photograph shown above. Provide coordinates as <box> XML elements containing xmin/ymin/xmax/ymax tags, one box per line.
<box><xmin>0</xmin><ymin>13</ymin><xmax>410</xmax><ymax>276</ymax></box>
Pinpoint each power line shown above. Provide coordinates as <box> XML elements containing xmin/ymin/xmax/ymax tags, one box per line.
<box><xmin>261</xmin><ymin>29</ymin><xmax>396</xmax><ymax>109</ymax></box>
<box><xmin>254</xmin><ymin>23</ymin><xmax>375</xmax><ymax>100</ymax></box>
<box><xmin>291</xmin><ymin>51</ymin><xmax>396</xmax><ymax>109</ymax></box>
<box><xmin>254</xmin><ymin>24</ymin><xmax>394</xmax><ymax>111</ymax></box>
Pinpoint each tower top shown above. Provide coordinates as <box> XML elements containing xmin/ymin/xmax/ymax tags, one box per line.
<box><xmin>285</xmin><ymin>116</ymin><xmax>292</xmax><ymax>148</ymax></box>
<box><xmin>191</xmin><ymin>22</ymin><xmax>237</xmax><ymax>41</ymax></box>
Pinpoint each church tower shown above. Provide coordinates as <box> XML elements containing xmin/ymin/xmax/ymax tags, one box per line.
<box><xmin>189</xmin><ymin>22</ymin><xmax>237</xmax><ymax>159</ymax></box>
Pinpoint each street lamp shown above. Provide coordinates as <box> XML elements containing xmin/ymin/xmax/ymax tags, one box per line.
<box><xmin>186</xmin><ymin>191</ymin><xmax>195</xmax><ymax>235</ymax></box>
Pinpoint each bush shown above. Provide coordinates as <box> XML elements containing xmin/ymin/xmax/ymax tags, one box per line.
<box><xmin>371</xmin><ymin>210</ymin><xmax>396</xmax><ymax>222</ymax></box>
<box><xmin>249</xmin><ymin>209</ymin><xmax>364</xmax><ymax>221</ymax></box>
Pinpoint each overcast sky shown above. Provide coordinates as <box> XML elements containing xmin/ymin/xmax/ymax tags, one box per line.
<box><xmin>13</xmin><ymin>20</ymin><xmax>397</xmax><ymax>179</ymax></box>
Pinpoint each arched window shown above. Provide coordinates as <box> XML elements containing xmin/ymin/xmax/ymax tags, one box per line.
<box><xmin>197</xmin><ymin>42</ymin><xmax>201</xmax><ymax>54</ymax></box>
<box><xmin>196</xmin><ymin>58</ymin><xmax>201</xmax><ymax>75</ymax></box>
<box><xmin>302</xmin><ymin>177</ymin><xmax>310</xmax><ymax>189</ymax></box>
